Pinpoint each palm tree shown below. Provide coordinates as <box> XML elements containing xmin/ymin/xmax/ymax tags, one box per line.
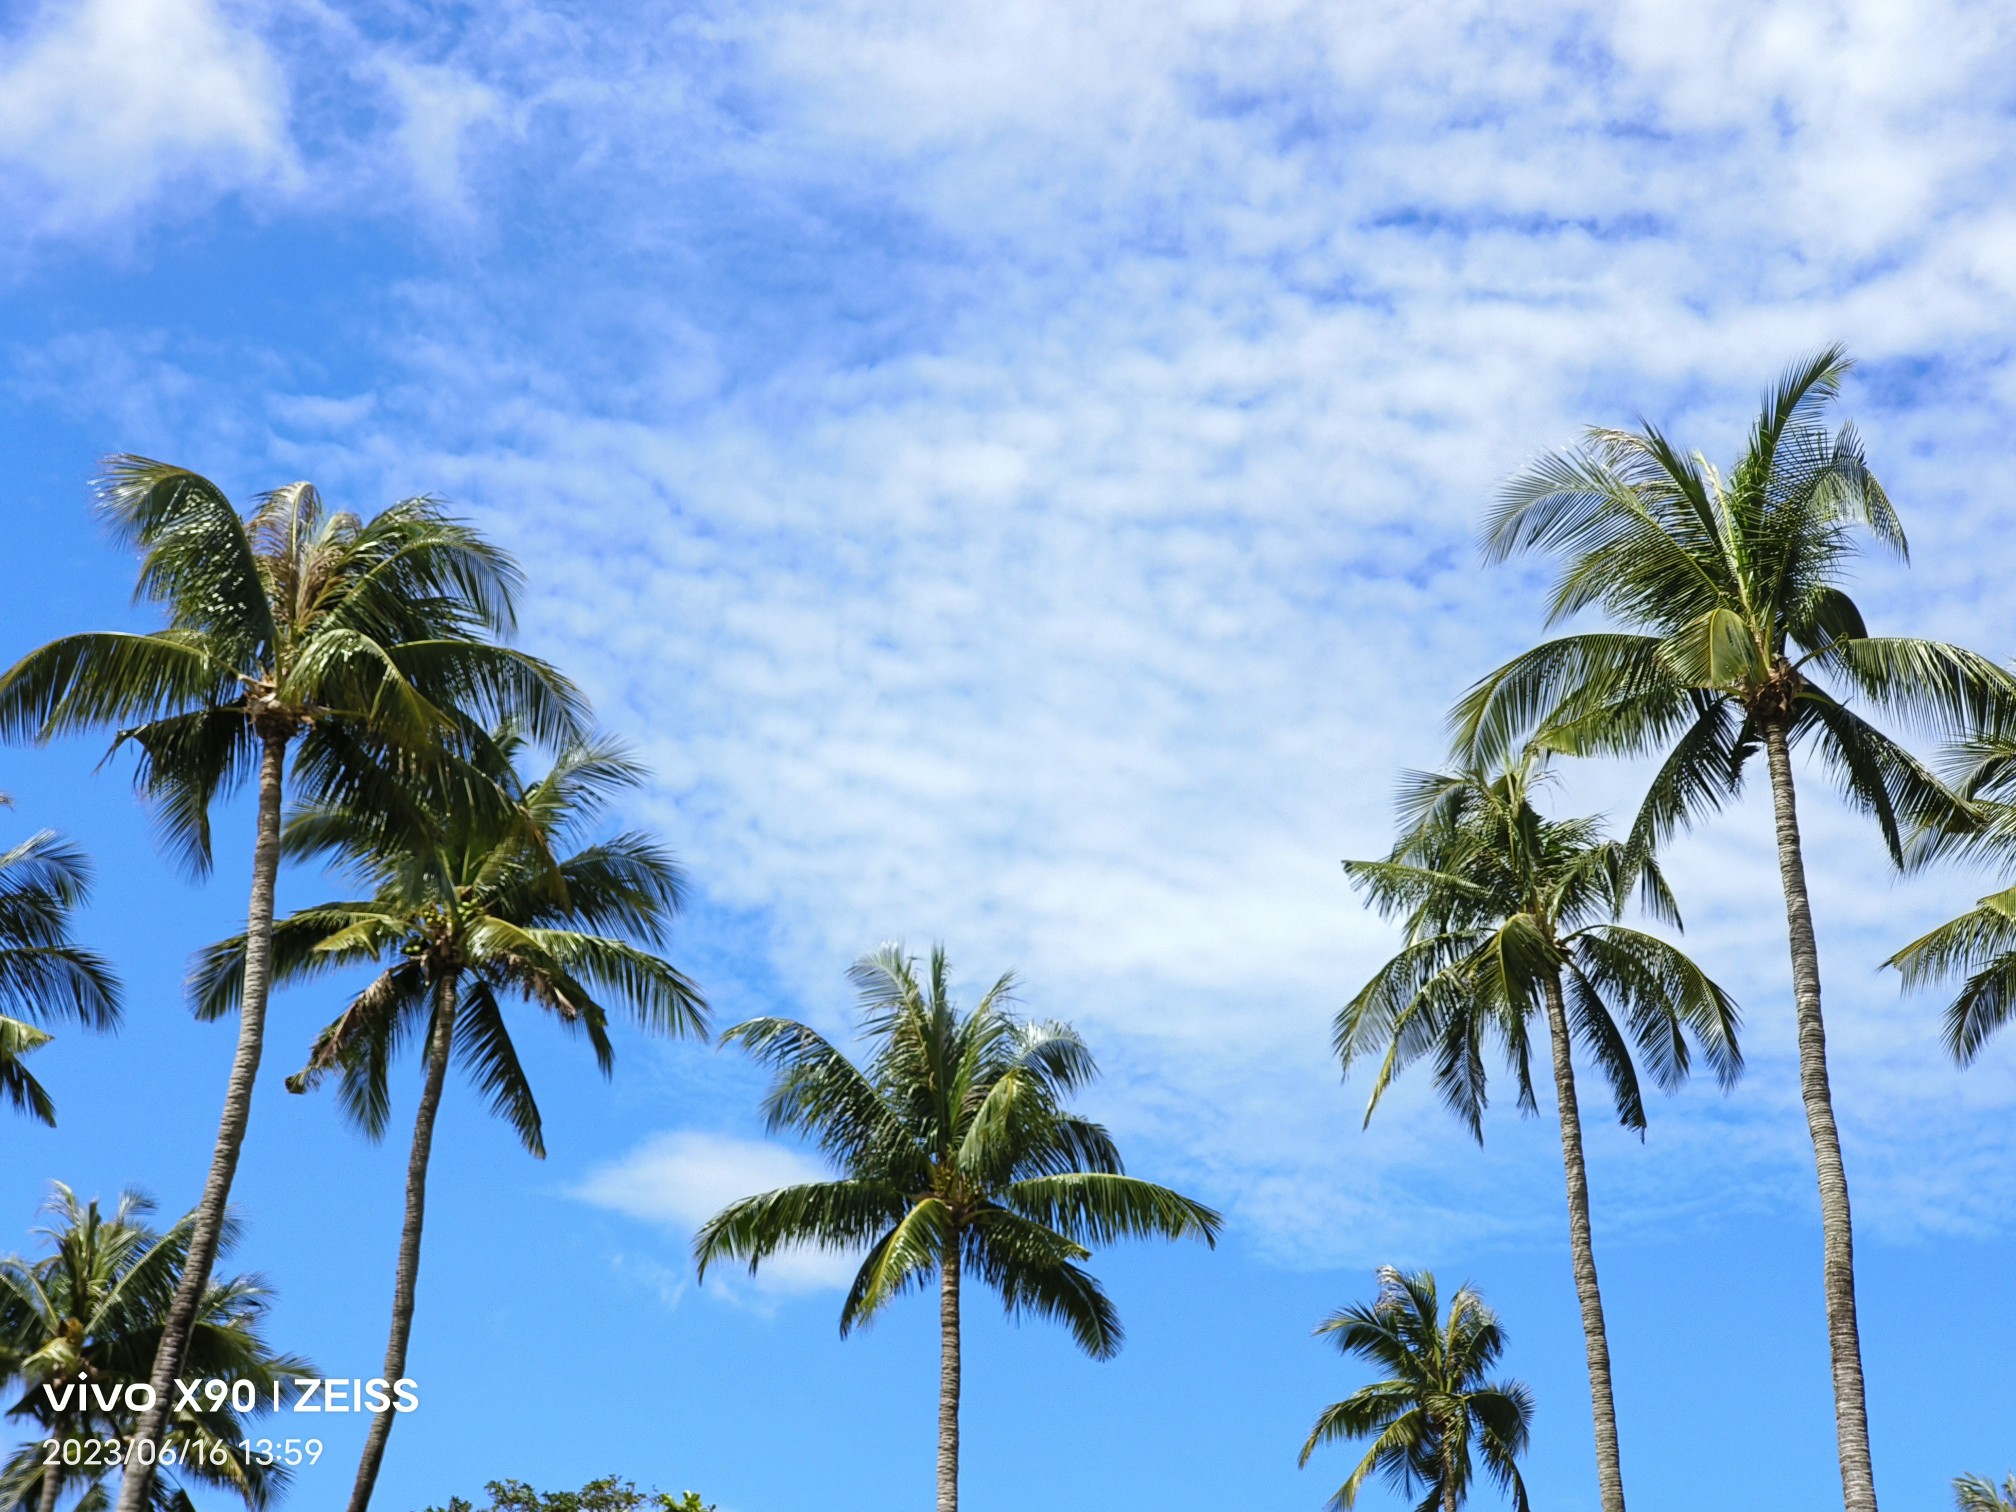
<box><xmin>1300</xmin><ymin>1267</ymin><xmax>1533</xmax><ymax>1512</ymax></box>
<box><xmin>1451</xmin><ymin>349</ymin><xmax>2015</xmax><ymax>1511</ymax></box>
<box><xmin>191</xmin><ymin>734</ymin><xmax>704</xmax><ymax>1512</ymax></box>
<box><xmin>1955</xmin><ymin>1475</ymin><xmax>2016</xmax><ymax>1511</ymax></box>
<box><xmin>693</xmin><ymin>945</ymin><xmax>1221</xmax><ymax>1512</ymax></box>
<box><xmin>0</xmin><ymin>1182</ymin><xmax>308</xmax><ymax>1512</ymax></box>
<box><xmin>0</xmin><ymin>460</ymin><xmax>583</xmax><ymax>1507</ymax></box>
<box><xmin>1339</xmin><ymin>751</ymin><xmax>1739</xmax><ymax>1512</ymax></box>
<box><xmin>0</xmin><ymin>815</ymin><xmax>120</xmax><ymax>1127</ymax></box>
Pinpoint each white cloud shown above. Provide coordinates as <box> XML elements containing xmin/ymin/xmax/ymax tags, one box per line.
<box><xmin>0</xmin><ymin>0</ymin><xmax>295</xmax><ymax>233</ymax></box>
<box><xmin>575</xmin><ymin>1131</ymin><xmax>860</xmax><ymax>1295</ymax></box>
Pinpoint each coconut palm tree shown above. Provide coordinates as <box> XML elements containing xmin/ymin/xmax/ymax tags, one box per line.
<box><xmin>1450</xmin><ymin>349</ymin><xmax>2016</xmax><ymax>1512</ymax></box>
<box><xmin>0</xmin><ymin>460</ymin><xmax>583</xmax><ymax>1507</ymax></box>
<box><xmin>1954</xmin><ymin>1475</ymin><xmax>2016</xmax><ymax>1511</ymax></box>
<box><xmin>1339</xmin><ymin>750</ymin><xmax>1739</xmax><ymax>1512</ymax></box>
<box><xmin>1300</xmin><ymin>1267</ymin><xmax>1533</xmax><ymax>1512</ymax></box>
<box><xmin>0</xmin><ymin>816</ymin><xmax>120</xmax><ymax>1127</ymax></box>
<box><xmin>0</xmin><ymin>1182</ymin><xmax>308</xmax><ymax>1512</ymax></box>
<box><xmin>190</xmin><ymin>733</ymin><xmax>704</xmax><ymax>1512</ymax></box>
<box><xmin>694</xmin><ymin>945</ymin><xmax>1221</xmax><ymax>1512</ymax></box>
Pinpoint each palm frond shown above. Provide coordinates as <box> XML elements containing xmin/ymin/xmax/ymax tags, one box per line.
<box><xmin>0</xmin><ymin>1015</ymin><xmax>57</xmax><ymax>1124</ymax></box>
<box><xmin>1450</xmin><ymin>634</ymin><xmax>1672</xmax><ymax>768</ymax></box>
<box><xmin>999</xmin><ymin>1173</ymin><xmax>1221</xmax><ymax>1248</ymax></box>
<box><xmin>1794</xmin><ymin>686</ymin><xmax>1969</xmax><ymax>865</ymax></box>
<box><xmin>95</xmin><ymin>458</ymin><xmax>277</xmax><ymax>656</ymax></box>
<box><xmin>691</xmin><ymin>1179</ymin><xmax>909</xmax><ymax>1283</ymax></box>
<box><xmin>965</xmin><ymin>1210</ymin><xmax>1122</xmax><ymax>1358</ymax></box>
<box><xmin>0</xmin><ymin>633</ymin><xmax>232</xmax><ymax>746</ymax></box>
<box><xmin>452</xmin><ymin>977</ymin><xmax>544</xmax><ymax>1157</ymax></box>
<box><xmin>284</xmin><ymin>962</ymin><xmax>431</xmax><ymax>1138</ymax></box>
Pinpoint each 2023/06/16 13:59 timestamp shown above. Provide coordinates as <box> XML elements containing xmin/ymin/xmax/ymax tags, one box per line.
<box><xmin>39</xmin><ymin>1438</ymin><xmax>324</xmax><ymax>1469</ymax></box>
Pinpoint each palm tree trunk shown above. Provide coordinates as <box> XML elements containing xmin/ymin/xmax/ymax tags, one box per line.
<box><xmin>938</xmin><ymin>1242</ymin><xmax>961</xmax><ymax>1512</ymax></box>
<box><xmin>1541</xmin><ymin>971</ymin><xmax>1628</xmax><ymax>1512</ymax></box>
<box><xmin>346</xmin><ymin>972</ymin><xmax>459</xmax><ymax>1512</ymax></box>
<box><xmin>116</xmin><ymin>726</ymin><xmax>289</xmax><ymax>1512</ymax></box>
<box><xmin>1762</xmin><ymin>718</ymin><xmax>1878</xmax><ymax>1512</ymax></box>
<box><xmin>36</xmin><ymin>1455</ymin><xmax>60</xmax><ymax>1512</ymax></box>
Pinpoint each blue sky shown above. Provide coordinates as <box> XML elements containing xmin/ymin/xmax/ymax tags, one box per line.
<box><xmin>5</xmin><ymin>0</ymin><xmax>2016</xmax><ymax>1508</ymax></box>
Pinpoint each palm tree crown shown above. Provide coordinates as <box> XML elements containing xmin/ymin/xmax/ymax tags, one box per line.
<box><xmin>0</xmin><ymin>1183</ymin><xmax>307</xmax><ymax>1512</ymax></box>
<box><xmin>1340</xmin><ymin>750</ymin><xmax>1741</xmax><ymax>1137</ymax></box>
<box><xmin>1301</xmin><ymin>1268</ymin><xmax>1534</xmax><ymax>1512</ymax></box>
<box><xmin>0</xmin><ymin>816</ymin><xmax>119</xmax><ymax>1127</ymax></box>
<box><xmin>0</xmin><ymin>459</ymin><xmax>581</xmax><ymax>870</ymax></box>
<box><xmin>1454</xmin><ymin>346</ymin><xmax>2011</xmax><ymax>858</ymax></box>
<box><xmin>196</xmin><ymin>732</ymin><xmax>707</xmax><ymax>1152</ymax></box>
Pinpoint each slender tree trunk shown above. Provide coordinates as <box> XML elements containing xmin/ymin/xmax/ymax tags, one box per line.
<box><xmin>346</xmin><ymin>972</ymin><xmax>459</xmax><ymax>1512</ymax></box>
<box><xmin>1441</xmin><ymin>1422</ymin><xmax>1460</xmax><ymax>1512</ymax></box>
<box><xmin>1541</xmin><ymin>971</ymin><xmax>1628</xmax><ymax>1512</ymax></box>
<box><xmin>938</xmin><ymin>1241</ymin><xmax>961</xmax><ymax>1512</ymax></box>
<box><xmin>1763</xmin><ymin>719</ymin><xmax>1878</xmax><ymax>1512</ymax></box>
<box><xmin>36</xmin><ymin>1450</ymin><xmax>59</xmax><ymax>1512</ymax></box>
<box><xmin>116</xmin><ymin>727</ymin><xmax>289</xmax><ymax>1512</ymax></box>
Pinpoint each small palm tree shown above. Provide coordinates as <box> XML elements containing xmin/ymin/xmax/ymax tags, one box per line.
<box><xmin>1340</xmin><ymin>751</ymin><xmax>1738</xmax><ymax>1512</ymax></box>
<box><xmin>192</xmin><ymin>734</ymin><xmax>704</xmax><ymax>1512</ymax></box>
<box><xmin>1955</xmin><ymin>1474</ymin><xmax>2016</xmax><ymax>1511</ymax></box>
<box><xmin>0</xmin><ymin>461</ymin><xmax>583</xmax><ymax>1507</ymax></box>
<box><xmin>1452</xmin><ymin>349</ymin><xmax>2015</xmax><ymax>1512</ymax></box>
<box><xmin>694</xmin><ymin>945</ymin><xmax>1220</xmax><ymax>1512</ymax></box>
<box><xmin>1301</xmin><ymin>1267</ymin><xmax>1533</xmax><ymax>1512</ymax></box>
<box><xmin>0</xmin><ymin>1182</ymin><xmax>308</xmax><ymax>1512</ymax></box>
<box><xmin>0</xmin><ymin>815</ymin><xmax>120</xmax><ymax>1127</ymax></box>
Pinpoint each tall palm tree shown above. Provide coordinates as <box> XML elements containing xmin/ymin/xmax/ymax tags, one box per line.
<box><xmin>1954</xmin><ymin>1475</ymin><xmax>2016</xmax><ymax>1511</ymax></box>
<box><xmin>191</xmin><ymin>733</ymin><xmax>704</xmax><ymax>1512</ymax></box>
<box><xmin>1300</xmin><ymin>1267</ymin><xmax>1533</xmax><ymax>1512</ymax></box>
<box><xmin>694</xmin><ymin>945</ymin><xmax>1221</xmax><ymax>1512</ymax></box>
<box><xmin>1339</xmin><ymin>751</ymin><xmax>1739</xmax><ymax>1512</ymax></box>
<box><xmin>0</xmin><ymin>1182</ymin><xmax>309</xmax><ymax>1512</ymax></box>
<box><xmin>0</xmin><ymin>460</ymin><xmax>583</xmax><ymax>1507</ymax></box>
<box><xmin>0</xmin><ymin>815</ymin><xmax>119</xmax><ymax>1126</ymax></box>
<box><xmin>1450</xmin><ymin>349</ymin><xmax>2015</xmax><ymax>1511</ymax></box>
